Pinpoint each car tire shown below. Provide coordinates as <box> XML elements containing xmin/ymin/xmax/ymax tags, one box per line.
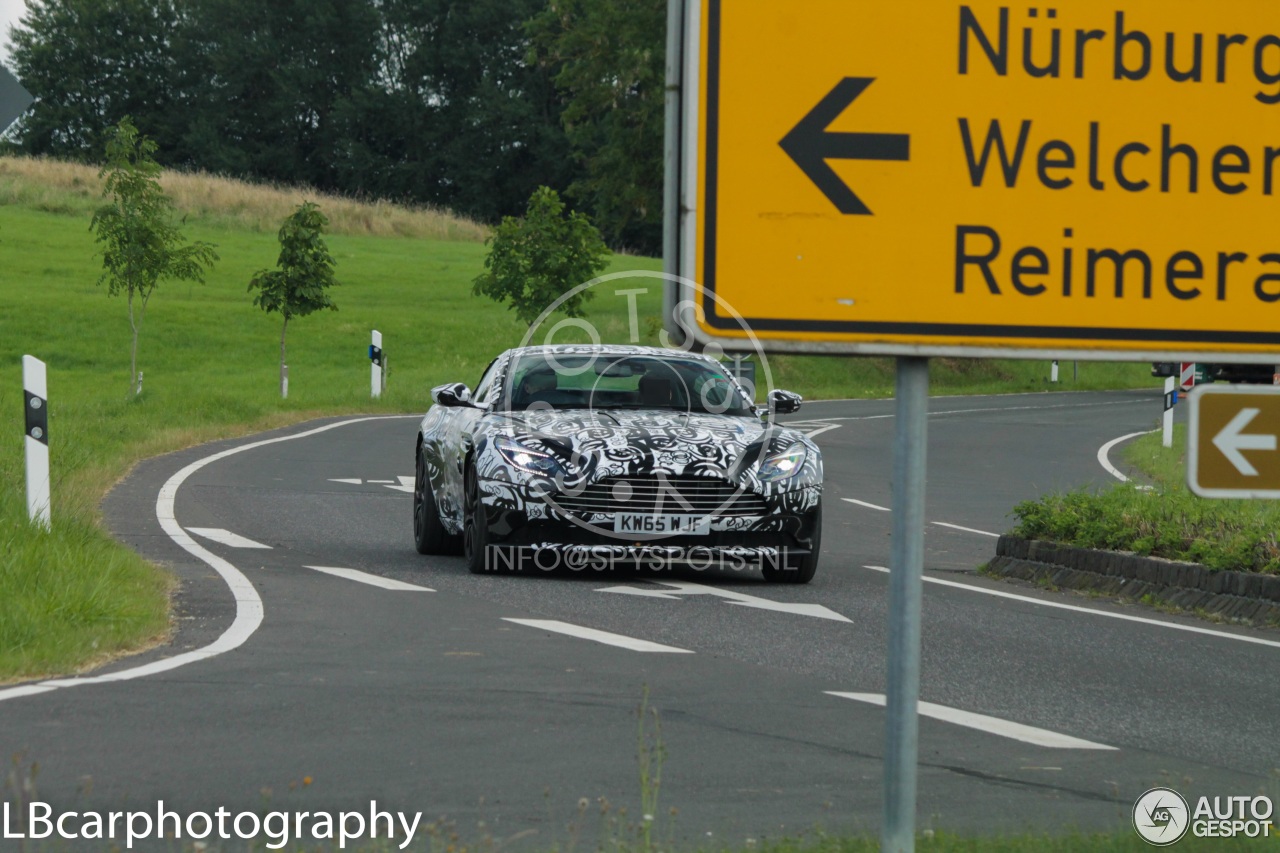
<box><xmin>414</xmin><ymin>449</ymin><xmax>458</xmax><ymax>555</ymax></box>
<box><xmin>463</xmin><ymin>464</ymin><xmax>491</xmax><ymax>574</ymax></box>
<box><xmin>763</xmin><ymin>503</ymin><xmax>821</xmax><ymax>584</ymax></box>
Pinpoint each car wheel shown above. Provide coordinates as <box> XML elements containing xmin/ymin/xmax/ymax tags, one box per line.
<box><xmin>414</xmin><ymin>449</ymin><xmax>457</xmax><ymax>555</ymax></box>
<box><xmin>763</xmin><ymin>503</ymin><xmax>821</xmax><ymax>584</ymax></box>
<box><xmin>463</xmin><ymin>464</ymin><xmax>491</xmax><ymax>574</ymax></box>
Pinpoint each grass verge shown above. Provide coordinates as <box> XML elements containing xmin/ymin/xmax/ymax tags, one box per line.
<box><xmin>0</xmin><ymin>156</ymin><xmax>1157</xmax><ymax>681</ymax></box>
<box><xmin>1010</xmin><ymin>424</ymin><xmax>1280</xmax><ymax>573</ymax></box>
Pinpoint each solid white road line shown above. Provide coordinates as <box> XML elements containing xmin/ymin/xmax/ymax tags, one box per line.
<box><xmin>815</xmin><ymin>398</ymin><xmax>1148</xmax><ymax>423</ymax></box>
<box><xmin>0</xmin><ymin>416</ymin><xmax>415</xmax><ymax>705</ymax></box>
<box><xmin>826</xmin><ymin>692</ymin><xmax>1116</xmax><ymax>750</ymax></box>
<box><xmin>304</xmin><ymin>565</ymin><xmax>434</xmax><ymax>592</ymax></box>
<box><xmin>842</xmin><ymin>497</ymin><xmax>890</xmax><ymax>512</ymax></box>
<box><xmin>862</xmin><ymin>565</ymin><xmax>1280</xmax><ymax>650</ymax></box>
<box><xmin>931</xmin><ymin>521</ymin><xmax>999</xmax><ymax>537</ymax></box>
<box><xmin>1097</xmin><ymin>430</ymin><xmax>1158</xmax><ymax>483</ymax></box>
<box><xmin>185</xmin><ymin>527</ymin><xmax>272</xmax><ymax>549</ymax></box>
<box><xmin>503</xmin><ymin>619</ymin><xmax>693</xmax><ymax>653</ymax></box>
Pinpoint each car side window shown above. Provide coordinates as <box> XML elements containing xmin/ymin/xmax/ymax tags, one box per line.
<box><xmin>472</xmin><ymin>359</ymin><xmax>499</xmax><ymax>405</ymax></box>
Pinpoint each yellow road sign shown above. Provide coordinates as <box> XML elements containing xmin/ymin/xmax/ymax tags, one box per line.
<box><xmin>1188</xmin><ymin>385</ymin><xmax>1280</xmax><ymax>497</ymax></box>
<box><xmin>682</xmin><ymin>0</ymin><xmax>1280</xmax><ymax>357</ymax></box>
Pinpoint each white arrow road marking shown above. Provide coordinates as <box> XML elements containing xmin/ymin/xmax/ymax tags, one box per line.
<box><xmin>826</xmin><ymin>692</ymin><xmax>1116</xmax><ymax>750</ymax></box>
<box><xmin>304</xmin><ymin>566</ymin><xmax>434</xmax><ymax>592</ymax></box>
<box><xmin>328</xmin><ymin>476</ymin><xmax>416</xmax><ymax>493</ymax></box>
<box><xmin>862</xmin><ymin>565</ymin><xmax>1280</xmax><ymax>649</ymax></box>
<box><xmin>598</xmin><ymin>580</ymin><xmax>851</xmax><ymax>623</ymax></box>
<box><xmin>503</xmin><ymin>619</ymin><xmax>693</xmax><ymax>653</ymax></box>
<box><xmin>387</xmin><ymin>476</ymin><xmax>415</xmax><ymax>493</ymax></box>
<box><xmin>1213</xmin><ymin>408</ymin><xmax>1277</xmax><ymax>476</ymax></box>
<box><xmin>185</xmin><ymin>528</ymin><xmax>271</xmax><ymax>549</ymax></box>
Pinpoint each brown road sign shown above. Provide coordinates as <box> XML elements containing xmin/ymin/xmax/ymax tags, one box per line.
<box><xmin>1188</xmin><ymin>385</ymin><xmax>1280</xmax><ymax>498</ymax></box>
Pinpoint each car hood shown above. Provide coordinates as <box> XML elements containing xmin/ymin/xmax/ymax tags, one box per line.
<box><xmin>486</xmin><ymin>408</ymin><xmax>803</xmax><ymax>481</ymax></box>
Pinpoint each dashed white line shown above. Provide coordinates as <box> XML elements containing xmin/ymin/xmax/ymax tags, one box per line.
<box><xmin>826</xmin><ymin>692</ymin><xmax>1116</xmax><ymax>750</ymax></box>
<box><xmin>185</xmin><ymin>527</ymin><xmax>272</xmax><ymax>549</ymax></box>
<box><xmin>842</xmin><ymin>497</ymin><xmax>890</xmax><ymax>512</ymax></box>
<box><xmin>862</xmin><ymin>565</ymin><xmax>1280</xmax><ymax>649</ymax></box>
<box><xmin>304</xmin><ymin>566</ymin><xmax>434</xmax><ymax>591</ymax></box>
<box><xmin>503</xmin><ymin>619</ymin><xmax>693</xmax><ymax>653</ymax></box>
<box><xmin>931</xmin><ymin>521</ymin><xmax>999</xmax><ymax>538</ymax></box>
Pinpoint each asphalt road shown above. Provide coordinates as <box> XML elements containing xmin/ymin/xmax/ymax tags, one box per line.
<box><xmin>3</xmin><ymin>388</ymin><xmax>1277</xmax><ymax>848</ymax></box>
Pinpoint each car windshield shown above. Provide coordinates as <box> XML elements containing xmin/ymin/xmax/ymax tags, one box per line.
<box><xmin>502</xmin><ymin>353</ymin><xmax>755</xmax><ymax>415</ymax></box>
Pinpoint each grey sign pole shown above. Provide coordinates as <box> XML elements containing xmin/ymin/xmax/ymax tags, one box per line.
<box><xmin>661</xmin><ymin>0</ymin><xmax>684</xmax><ymax>341</ymax></box>
<box><xmin>883</xmin><ymin>355</ymin><xmax>929</xmax><ymax>852</ymax></box>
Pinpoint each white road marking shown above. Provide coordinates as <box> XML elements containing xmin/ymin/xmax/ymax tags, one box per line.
<box><xmin>328</xmin><ymin>478</ymin><xmax>363</xmax><ymax>485</ymax></box>
<box><xmin>598</xmin><ymin>580</ymin><xmax>852</xmax><ymax>623</ymax></box>
<box><xmin>814</xmin><ymin>397</ymin><xmax>1149</xmax><ymax>423</ymax></box>
<box><xmin>931</xmin><ymin>521</ymin><xmax>999</xmax><ymax>537</ymax></box>
<box><xmin>304</xmin><ymin>565</ymin><xmax>433</xmax><ymax>591</ymax></box>
<box><xmin>503</xmin><ymin>619</ymin><xmax>693</xmax><ymax>653</ymax></box>
<box><xmin>842</xmin><ymin>498</ymin><xmax>998</xmax><ymax>537</ymax></box>
<box><xmin>0</xmin><ymin>416</ymin><xmax>417</xmax><ymax>705</ymax></box>
<box><xmin>862</xmin><ymin>565</ymin><xmax>1280</xmax><ymax>650</ymax></box>
<box><xmin>387</xmin><ymin>475</ymin><xmax>415</xmax><ymax>493</ymax></box>
<box><xmin>1097</xmin><ymin>430</ymin><xmax>1157</xmax><ymax>484</ymax></box>
<box><xmin>826</xmin><ymin>692</ymin><xmax>1116</xmax><ymax>750</ymax></box>
<box><xmin>842</xmin><ymin>497</ymin><xmax>890</xmax><ymax>512</ymax></box>
<box><xmin>185</xmin><ymin>527</ymin><xmax>272</xmax><ymax>549</ymax></box>
<box><xmin>802</xmin><ymin>423</ymin><xmax>842</xmax><ymax>439</ymax></box>
<box><xmin>367</xmin><ymin>479</ymin><xmax>395</xmax><ymax>484</ymax></box>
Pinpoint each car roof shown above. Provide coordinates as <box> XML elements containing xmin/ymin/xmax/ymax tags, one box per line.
<box><xmin>503</xmin><ymin>344</ymin><xmax>720</xmax><ymax>364</ymax></box>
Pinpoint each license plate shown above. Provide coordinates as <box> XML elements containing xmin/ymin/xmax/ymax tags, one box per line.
<box><xmin>615</xmin><ymin>513</ymin><xmax>711</xmax><ymax>535</ymax></box>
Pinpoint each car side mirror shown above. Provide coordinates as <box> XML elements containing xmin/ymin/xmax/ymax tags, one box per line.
<box><xmin>767</xmin><ymin>389</ymin><xmax>802</xmax><ymax>416</ymax></box>
<box><xmin>431</xmin><ymin>382</ymin><xmax>474</xmax><ymax>408</ymax></box>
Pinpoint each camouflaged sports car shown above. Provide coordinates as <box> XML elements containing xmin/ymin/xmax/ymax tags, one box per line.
<box><xmin>413</xmin><ymin>345</ymin><xmax>823</xmax><ymax>582</ymax></box>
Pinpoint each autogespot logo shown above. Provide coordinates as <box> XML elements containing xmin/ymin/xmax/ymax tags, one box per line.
<box><xmin>509</xmin><ymin>270</ymin><xmax>779</xmax><ymax>543</ymax></box>
<box><xmin>1133</xmin><ymin>787</ymin><xmax>1190</xmax><ymax>846</ymax></box>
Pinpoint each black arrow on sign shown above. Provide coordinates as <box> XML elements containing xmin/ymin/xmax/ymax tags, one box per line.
<box><xmin>779</xmin><ymin>77</ymin><xmax>910</xmax><ymax>215</ymax></box>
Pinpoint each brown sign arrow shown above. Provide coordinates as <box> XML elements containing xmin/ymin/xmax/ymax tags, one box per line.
<box><xmin>1188</xmin><ymin>386</ymin><xmax>1280</xmax><ymax>498</ymax></box>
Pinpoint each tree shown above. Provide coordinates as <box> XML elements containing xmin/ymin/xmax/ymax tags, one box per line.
<box><xmin>472</xmin><ymin>186</ymin><xmax>610</xmax><ymax>328</ymax></box>
<box><xmin>248</xmin><ymin>201</ymin><xmax>339</xmax><ymax>397</ymax></box>
<box><xmin>90</xmin><ymin>117</ymin><xmax>218</xmax><ymax>396</ymax></box>
<box><xmin>11</xmin><ymin>0</ymin><xmax>186</xmax><ymax>162</ymax></box>
<box><xmin>529</xmin><ymin>0</ymin><xmax>666</xmax><ymax>253</ymax></box>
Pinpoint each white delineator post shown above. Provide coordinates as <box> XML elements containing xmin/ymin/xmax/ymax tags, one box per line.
<box><xmin>1163</xmin><ymin>376</ymin><xmax>1176</xmax><ymax>448</ymax></box>
<box><xmin>370</xmin><ymin>330</ymin><xmax>383</xmax><ymax>399</ymax></box>
<box><xmin>1050</xmin><ymin>360</ymin><xmax>1059</xmax><ymax>383</ymax></box>
<box><xmin>23</xmin><ymin>355</ymin><xmax>50</xmax><ymax>529</ymax></box>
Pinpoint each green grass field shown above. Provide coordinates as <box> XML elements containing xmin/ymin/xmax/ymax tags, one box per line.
<box><xmin>0</xmin><ymin>157</ymin><xmax>1159</xmax><ymax>681</ymax></box>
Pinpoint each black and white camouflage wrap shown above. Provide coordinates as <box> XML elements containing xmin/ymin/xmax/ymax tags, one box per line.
<box><xmin>417</xmin><ymin>345</ymin><xmax>822</xmax><ymax>553</ymax></box>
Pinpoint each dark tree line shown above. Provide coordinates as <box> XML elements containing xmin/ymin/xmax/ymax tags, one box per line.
<box><xmin>8</xmin><ymin>0</ymin><xmax>665</xmax><ymax>252</ymax></box>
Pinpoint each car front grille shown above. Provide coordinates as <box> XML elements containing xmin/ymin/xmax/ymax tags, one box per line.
<box><xmin>550</xmin><ymin>475</ymin><xmax>767</xmax><ymax>516</ymax></box>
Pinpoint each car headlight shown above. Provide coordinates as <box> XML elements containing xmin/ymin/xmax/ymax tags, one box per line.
<box><xmin>758</xmin><ymin>442</ymin><xmax>807</xmax><ymax>482</ymax></box>
<box><xmin>495</xmin><ymin>436</ymin><xmax>565</xmax><ymax>477</ymax></box>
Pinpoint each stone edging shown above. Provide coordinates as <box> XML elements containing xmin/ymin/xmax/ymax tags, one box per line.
<box><xmin>987</xmin><ymin>536</ymin><xmax>1280</xmax><ymax>628</ymax></box>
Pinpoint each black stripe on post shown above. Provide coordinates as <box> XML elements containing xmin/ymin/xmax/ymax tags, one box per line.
<box><xmin>24</xmin><ymin>390</ymin><xmax>48</xmax><ymax>445</ymax></box>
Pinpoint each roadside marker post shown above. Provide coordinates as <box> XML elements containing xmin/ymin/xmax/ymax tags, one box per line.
<box><xmin>23</xmin><ymin>355</ymin><xmax>50</xmax><ymax>529</ymax></box>
<box><xmin>1180</xmin><ymin>363</ymin><xmax>1197</xmax><ymax>393</ymax></box>
<box><xmin>370</xmin><ymin>330</ymin><xmax>383</xmax><ymax>399</ymax></box>
<box><xmin>1050</xmin><ymin>360</ymin><xmax>1059</xmax><ymax>383</ymax></box>
<box><xmin>1163</xmin><ymin>377</ymin><xmax>1177</xmax><ymax>448</ymax></box>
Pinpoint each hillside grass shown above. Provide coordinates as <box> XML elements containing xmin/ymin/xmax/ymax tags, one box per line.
<box><xmin>1010</xmin><ymin>424</ymin><xmax>1280</xmax><ymax>573</ymax></box>
<box><xmin>0</xmin><ymin>155</ymin><xmax>1157</xmax><ymax>681</ymax></box>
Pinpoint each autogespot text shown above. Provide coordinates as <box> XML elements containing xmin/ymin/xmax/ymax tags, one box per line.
<box><xmin>3</xmin><ymin>800</ymin><xmax>423</xmax><ymax>849</ymax></box>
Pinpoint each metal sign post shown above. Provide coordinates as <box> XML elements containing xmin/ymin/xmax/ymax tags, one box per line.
<box><xmin>884</xmin><ymin>356</ymin><xmax>928</xmax><ymax>852</ymax></box>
